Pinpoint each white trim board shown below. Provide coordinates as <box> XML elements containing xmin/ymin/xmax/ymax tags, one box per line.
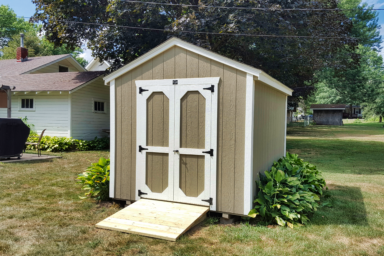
<box><xmin>104</xmin><ymin>38</ymin><xmax>293</xmax><ymax>96</ymax></box>
<box><xmin>109</xmin><ymin>80</ymin><xmax>116</xmax><ymax>198</ymax></box>
<box><xmin>243</xmin><ymin>73</ymin><xmax>255</xmax><ymax>215</ymax></box>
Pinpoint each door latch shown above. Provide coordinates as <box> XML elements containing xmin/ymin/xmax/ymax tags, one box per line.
<box><xmin>202</xmin><ymin>198</ymin><xmax>213</xmax><ymax>205</ymax></box>
<box><xmin>139</xmin><ymin>145</ymin><xmax>148</xmax><ymax>152</ymax></box>
<box><xmin>173</xmin><ymin>150</ymin><xmax>179</xmax><ymax>153</ymax></box>
<box><xmin>202</xmin><ymin>149</ymin><xmax>214</xmax><ymax>156</ymax></box>
<box><xmin>138</xmin><ymin>190</ymin><xmax>148</xmax><ymax>197</ymax></box>
<box><xmin>203</xmin><ymin>85</ymin><xmax>214</xmax><ymax>93</ymax></box>
<box><xmin>139</xmin><ymin>87</ymin><xmax>149</xmax><ymax>94</ymax></box>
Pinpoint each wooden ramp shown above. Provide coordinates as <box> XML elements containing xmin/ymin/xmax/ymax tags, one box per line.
<box><xmin>96</xmin><ymin>199</ymin><xmax>209</xmax><ymax>241</ymax></box>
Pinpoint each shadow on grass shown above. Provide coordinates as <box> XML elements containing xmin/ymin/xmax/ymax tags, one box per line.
<box><xmin>313</xmin><ymin>184</ymin><xmax>368</xmax><ymax>226</ymax></box>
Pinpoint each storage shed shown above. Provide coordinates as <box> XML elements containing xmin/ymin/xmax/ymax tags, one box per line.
<box><xmin>310</xmin><ymin>104</ymin><xmax>347</xmax><ymax>126</ymax></box>
<box><xmin>104</xmin><ymin>37</ymin><xmax>293</xmax><ymax>216</ymax></box>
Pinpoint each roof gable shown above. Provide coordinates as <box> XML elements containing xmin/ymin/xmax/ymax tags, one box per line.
<box><xmin>103</xmin><ymin>37</ymin><xmax>293</xmax><ymax>95</ymax></box>
<box><xmin>0</xmin><ymin>54</ymin><xmax>86</xmax><ymax>76</ymax></box>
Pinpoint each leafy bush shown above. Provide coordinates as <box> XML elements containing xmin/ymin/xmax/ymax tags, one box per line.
<box><xmin>248</xmin><ymin>153</ymin><xmax>327</xmax><ymax>228</ymax></box>
<box><xmin>20</xmin><ymin>117</ymin><xmax>38</xmax><ymax>136</ymax></box>
<box><xmin>25</xmin><ymin>135</ymin><xmax>109</xmax><ymax>152</ymax></box>
<box><xmin>77</xmin><ymin>157</ymin><xmax>110</xmax><ymax>201</ymax></box>
<box><xmin>354</xmin><ymin>118</ymin><xmax>362</xmax><ymax>124</ymax></box>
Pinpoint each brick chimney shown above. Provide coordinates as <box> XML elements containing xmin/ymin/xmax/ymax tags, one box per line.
<box><xmin>16</xmin><ymin>33</ymin><xmax>28</xmax><ymax>62</ymax></box>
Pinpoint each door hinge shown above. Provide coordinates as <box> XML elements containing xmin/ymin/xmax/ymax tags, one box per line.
<box><xmin>203</xmin><ymin>85</ymin><xmax>214</xmax><ymax>93</ymax></box>
<box><xmin>139</xmin><ymin>145</ymin><xmax>148</xmax><ymax>152</ymax></box>
<box><xmin>202</xmin><ymin>198</ymin><xmax>213</xmax><ymax>205</ymax></box>
<box><xmin>139</xmin><ymin>87</ymin><xmax>149</xmax><ymax>94</ymax></box>
<box><xmin>173</xmin><ymin>80</ymin><xmax>178</xmax><ymax>85</ymax></box>
<box><xmin>202</xmin><ymin>149</ymin><xmax>214</xmax><ymax>156</ymax></box>
<box><xmin>138</xmin><ymin>190</ymin><xmax>148</xmax><ymax>197</ymax></box>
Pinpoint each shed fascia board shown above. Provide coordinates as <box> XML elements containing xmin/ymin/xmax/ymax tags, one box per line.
<box><xmin>22</xmin><ymin>55</ymin><xmax>86</xmax><ymax>74</ymax></box>
<box><xmin>311</xmin><ymin>108</ymin><xmax>346</xmax><ymax>110</ymax></box>
<box><xmin>104</xmin><ymin>38</ymin><xmax>293</xmax><ymax>96</ymax></box>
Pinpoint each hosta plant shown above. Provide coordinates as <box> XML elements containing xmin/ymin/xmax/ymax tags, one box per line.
<box><xmin>77</xmin><ymin>157</ymin><xmax>110</xmax><ymax>201</ymax></box>
<box><xmin>248</xmin><ymin>153</ymin><xmax>327</xmax><ymax>228</ymax></box>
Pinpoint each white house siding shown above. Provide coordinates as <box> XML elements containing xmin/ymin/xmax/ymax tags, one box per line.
<box><xmin>70</xmin><ymin>77</ymin><xmax>110</xmax><ymax>140</ymax></box>
<box><xmin>87</xmin><ymin>61</ymin><xmax>110</xmax><ymax>71</ymax></box>
<box><xmin>0</xmin><ymin>93</ymin><xmax>70</xmax><ymax>137</ymax></box>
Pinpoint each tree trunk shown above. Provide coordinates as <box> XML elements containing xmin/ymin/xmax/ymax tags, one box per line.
<box><xmin>349</xmin><ymin>104</ymin><xmax>352</xmax><ymax>118</ymax></box>
<box><xmin>380</xmin><ymin>116</ymin><xmax>382</xmax><ymax>123</ymax></box>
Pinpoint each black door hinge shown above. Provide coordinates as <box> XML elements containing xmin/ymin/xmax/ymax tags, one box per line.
<box><xmin>202</xmin><ymin>149</ymin><xmax>214</xmax><ymax>156</ymax></box>
<box><xmin>138</xmin><ymin>190</ymin><xmax>148</xmax><ymax>197</ymax></box>
<box><xmin>139</xmin><ymin>87</ymin><xmax>149</xmax><ymax>94</ymax></box>
<box><xmin>139</xmin><ymin>145</ymin><xmax>148</xmax><ymax>152</ymax></box>
<box><xmin>173</xmin><ymin>80</ymin><xmax>178</xmax><ymax>85</ymax></box>
<box><xmin>202</xmin><ymin>198</ymin><xmax>213</xmax><ymax>205</ymax></box>
<box><xmin>203</xmin><ymin>85</ymin><xmax>214</xmax><ymax>93</ymax></box>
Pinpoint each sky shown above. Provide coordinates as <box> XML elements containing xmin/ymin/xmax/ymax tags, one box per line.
<box><xmin>2</xmin><ymin>0</ymin><xmax>384</xmax><ymax>60</ymax></box>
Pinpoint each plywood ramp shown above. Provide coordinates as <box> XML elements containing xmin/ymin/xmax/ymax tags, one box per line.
<box><xmin>96</xmin><ymin>199</ymin><xmax>209</xmax><ymax>241</ymax></box>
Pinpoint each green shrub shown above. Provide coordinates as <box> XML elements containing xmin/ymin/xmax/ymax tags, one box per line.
<box><xmin>20</xmin><ymin>117</ymin><xmax>38</xmax><ymax>136</ymax></box>
<box><xmin>77</xmin><ymin>157</ymin><xmax>110</xmax><ymax>201</ymax></box>
<box><xmin>248</xmin><ymin>153</ymin><xmax>327</xmax><ymax>228</ymax></box>
<box><xmin>354</xmin><ymin>118</ymin><xmax>362</xmax><ymax>124</ymax></box>
<box><xmin>25</xmin><ymin>135</ymin><xmax>109</xmax><ymax>152</ymax></box>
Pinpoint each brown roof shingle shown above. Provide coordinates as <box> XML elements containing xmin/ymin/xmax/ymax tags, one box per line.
<box><xmin>0</xmin><ymin>54</ymin><xmax>71</xmax><ymax>76</ymax></box>
<box><xmin>0</xmin><ymin>72</ymin><xmax>105</xmax><ymax>92</ymax></box>
<box><xmin>310</xmin><ymin>104</ymin><xmax>347</xmax><ymax>109</ymax></box>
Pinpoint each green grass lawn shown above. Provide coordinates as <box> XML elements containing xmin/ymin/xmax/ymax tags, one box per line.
<box><xmin>1</xmin><ymin>124</ymin><xmax>384</xmax><ymax>255</ymax></box>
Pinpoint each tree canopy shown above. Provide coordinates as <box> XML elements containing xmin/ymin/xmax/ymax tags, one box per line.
<box><xmin>31</xmin><ymin>0</ymin><xmax>359</xmax><ymax>89</ymax></box>
<box><xmin>0</xmin><ymin>5</ymin><xmax>34</xmax><ymax>47</ymax></box>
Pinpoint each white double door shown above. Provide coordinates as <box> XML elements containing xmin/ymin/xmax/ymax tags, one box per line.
<box><xmin>136</xmin><ymin>78</ymin><xmax>218</xmax><ymax>208</ymax></box>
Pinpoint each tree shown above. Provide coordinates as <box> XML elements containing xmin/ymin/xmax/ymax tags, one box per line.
<box><xmin>1</xmin><ymin>29</ymin><xmax>88</xmax><ymax>67</ymax></box>
<box><xmin>31</xmin><ymin>0</ymin><xmax>358</xmax><ymax>89</ymax></box>
<box><xmin>0</xmin><ymin>5</ymin><xmax>34</xmax><ymax>47</ymax></box>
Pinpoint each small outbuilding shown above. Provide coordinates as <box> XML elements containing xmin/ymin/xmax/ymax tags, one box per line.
<box><xmin>311</xmin><ymin>104</ymin><xmax>347</xmax><ymax>126</ymax></box>
<box><xmin>104</xmin><ymin>37</ymin><xmax>293</xmax><ymax>216</ymax></box>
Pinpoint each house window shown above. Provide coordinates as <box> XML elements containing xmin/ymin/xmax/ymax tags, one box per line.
<box><xmin>59</xmin><ymin>66</ymin><xmax>69</xmax><ymax>72</ymax></box>
<box><xmin>94</xmin><ymin>101</ymin><xmax>105</xmax><ymax>113</ymax></box>
<box><xmin>21</xmin><ymin>99</ymin><xmax>34</xmax><ymax>109</ymax></box>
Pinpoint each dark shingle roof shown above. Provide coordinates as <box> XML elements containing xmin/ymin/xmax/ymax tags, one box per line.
<box><xmin>310</xmin><ymin>104</ymin><xmax>347</xmax><ymax>109</ymax></box>
<box><xmin>0</xmin><ymin>54</ymin><xmax>70</xmax><ymax>76</ymax></box>
<box><xmin>0</xmin><ymin>72</ymin><xmax>104</xmax><ymax>92</ymax></box>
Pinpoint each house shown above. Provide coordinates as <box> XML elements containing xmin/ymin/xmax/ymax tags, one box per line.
<box><xmin>86</xmin><ymin>58</ymin><xmax>111</xmax><ymax>71</ymax></box>
<box><xmin>103</xmin><ymin>37</ymin><xmax>293</xmax><ymax>217</ymax></box>
<box><xmin>343</xmin><ymin>105</ymin><xmax>363</xmax><ymax>118</ymax></box>
<box><xmin>310</xmin><ymin>104</ymin><xmax>347</xmax><ymax>125</ymax></box>
<box><xmin>0</xmin><ymin>38</ymin><xmax>110</xmax><ymax>140</ymax></box>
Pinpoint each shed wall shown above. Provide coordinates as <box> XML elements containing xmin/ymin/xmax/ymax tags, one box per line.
<box><xmin>313</xmin><ymin>110</ymin><xmax>343</xmax><ymax>125</ymax></box>
<box><xmin>114</xmin><ymin>46</ymin><xmax>246</xmax><ymax>214</ymax></box>
<box><xmin>253</xmin><ymin>80</ymin><xmax>286</xmax><ymax>195</ymax></box>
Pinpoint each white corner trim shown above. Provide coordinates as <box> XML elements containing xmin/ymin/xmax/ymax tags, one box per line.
<box><xmin>109</xmin><ymin>80</ymin><xmax>116</xmax><ymax>198</ymax></box>
<box><xmin>68</xmin><ymin>94</ymin><xmax>72</xmax><ymax>137</ymax></box>
<box><xmin>135</xmin><ymin>77</ymin><xmax>220</xmax><ymax>87</ymax></box>
<box><xmin>103</xmin><ymin>37</ymin><xmax>291</xmax><ymax>95</ymax></box>
<box><xmin>284</xmin><ymin>96</ymin><xmax>288</xmax><ymax>156</ymax></box>
<box><xmin>244</xmin><ymin>73</ymin><xmax>255</xmax><ymax>215</ymax></box>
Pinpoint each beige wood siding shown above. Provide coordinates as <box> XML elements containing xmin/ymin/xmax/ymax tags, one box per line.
<box><xmin>253</xmin><ymin>80</ymin><xmax>286</xmax><ymax>196</ymax></box>
<box><xmin>146</xmin><ymin>153</ymin><xmax>169</xmax><ymax>193</ymax></box>
<box><xmin>180</xmin><ymin>155</ymin><xmax>205</xmax><ymax>197</ymax></box>
<box><xmin>180</xmin><ymin>91</ymin><xmax>205</xmax><ymax>149</ymax></box>
<box><xmin>147</xmin><ymin>92</ymin><xmax>169</xmax><ymax>147</ymax></box>
<box><xmin>114</xmin><ymin>46</ymin><xmax>246</xmax><ymax>215</ymax></box>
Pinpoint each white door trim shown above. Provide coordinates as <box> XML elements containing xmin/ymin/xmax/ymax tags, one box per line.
<box><xmin>109</xmin><ymin>79</ymin><xmax>116</xmax><ymax>198</ymax></box>
<box><xmin>136</xmin><ymin>77</ymin><xmax>220</xmax><ymax>87</ymax></box>
<box><xmin>135</xmin><ymin>85</ymin><xmax>175</xmax><ymax>201</ymax></box>
<box><xmin>244</xmin><ymin>74</ymin><xmax>255</xmax><ymax>215</ymax></box>
<box><xmin>173</xmin><ymin>85</ymin><xmax>216</xmax><ymax>208</ymax></box>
